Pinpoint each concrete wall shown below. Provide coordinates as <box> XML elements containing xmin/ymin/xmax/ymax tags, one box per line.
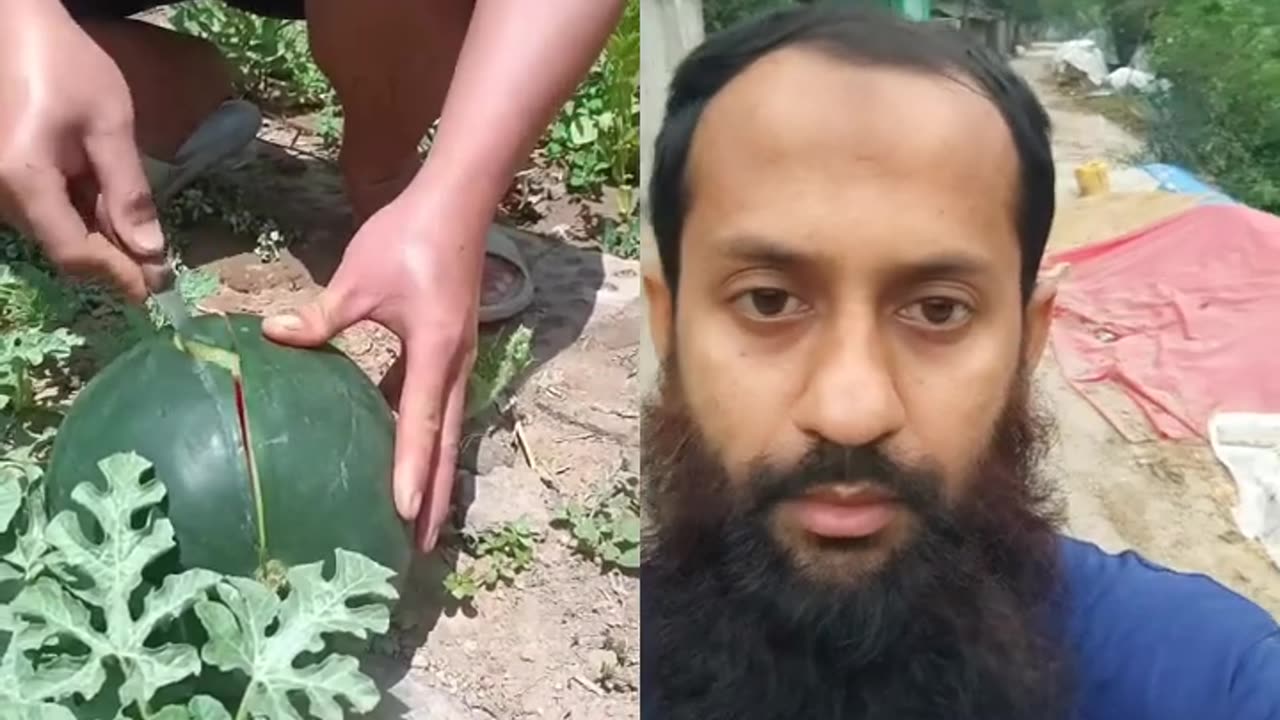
<box><xmin>638</xmin><ymin>0</ymin><xmax>704</xmax><ymax>390</ymax></box>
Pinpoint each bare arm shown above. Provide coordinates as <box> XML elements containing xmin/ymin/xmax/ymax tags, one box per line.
<box><xmin>8</xmin><ymin>0</ymin><xmax>72</xmax><ymax>22</ymax></box>
<box><xmin>403</xmin><ymin>0</ymin><xmax>627</xmax><ymax>226</ymax></box>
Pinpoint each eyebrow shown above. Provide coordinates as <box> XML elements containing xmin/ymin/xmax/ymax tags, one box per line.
<box><xmin>721</xmin><ymin>235</ymin><xmax>809</xmax><ymax>269</ymax></box>
<box><xmin>887</xmin><ymin>253</ymin><xmax>993</xmax><ymax>286</ymax></box>
<box><xmin>720</xmin><ymin>235</ymin><xmax>994</xmax><ymax>284</ymax></box>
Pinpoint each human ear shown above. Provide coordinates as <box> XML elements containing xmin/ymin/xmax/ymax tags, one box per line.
<box><xmin>644</xmin><ymin>268</ymin><xmax>674</xmax><ymax>361</ymax></box>
<box><xmin>1022</xmin><ymin>264</ymin><xmax>1064</xmax><ymax>368</ymax></box>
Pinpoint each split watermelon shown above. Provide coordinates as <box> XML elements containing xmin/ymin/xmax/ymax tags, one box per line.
<box><xmin>45</xmin><ymin>313</ymin><xmax>412</xmax><ymax>585</ymax></box>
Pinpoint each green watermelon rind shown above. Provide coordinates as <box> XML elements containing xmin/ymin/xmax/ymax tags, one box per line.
<box><xmin>45</xmin><ymin>313</ymin><xmax>413</xmax><ymax>588</ymax></box>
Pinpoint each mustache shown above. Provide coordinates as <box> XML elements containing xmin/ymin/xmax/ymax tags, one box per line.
<box><xmin>744</xmin><ymin>441</ymin><xmax>944</xmax><ymax>517</ymax></box>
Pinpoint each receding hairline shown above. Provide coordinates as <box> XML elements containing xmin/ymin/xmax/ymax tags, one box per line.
<box><xmin>681</xmin><ymin>43</ymin><xmax>1025</xmax><ymax>236</ymax></box>
<box><xmin>647</xmin><ymin>7</ymin><xmax>1056</xmax><ymax>304</ymax></box>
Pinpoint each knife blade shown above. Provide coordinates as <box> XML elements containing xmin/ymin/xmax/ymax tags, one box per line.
<box><xmin>151</xmin><ymin>284</ymin><xmax>195</xmax><ymax>339</ymax></box>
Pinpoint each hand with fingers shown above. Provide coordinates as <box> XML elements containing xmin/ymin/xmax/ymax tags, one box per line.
<box><xmin>0</xmin><ymin>1</ymin><xmax>169</xmax><ymax>300</ymax></box>
<box><xmin>263</xmin><ymin>194</ymin><xmax>483</xmax><ymax>553</ymax></box>
<box><xmin>261</xmin><ymin>0</ymin><xmax>624</xmax><ymax>554</ymax></box>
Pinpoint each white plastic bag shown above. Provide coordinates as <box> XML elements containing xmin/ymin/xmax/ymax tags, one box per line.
<box><xmin>1208</xmin><ymin>412</ymin><xmax>1280</xmax><ymax>570</ymax></box>
<box><xmin>1108</xmin><ymin>67</ymin><xmax>1156</xmax><ymax>92</ymax></box>
<box><xmin>1053</xmin><ymin>39</ymin><xmax>1109</xmax><ymax>87</ymax></box>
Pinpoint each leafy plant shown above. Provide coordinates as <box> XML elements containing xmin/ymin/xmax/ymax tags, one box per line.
<box><xmin>1146</xmin><ymin>0</ymin><xmax>1280</xmax><ymax>212</ymax></box>
<box><xmin>314</xmin><ymin>106</ymin><xmax>344</xmax><ymax>150</ymax></box>
<box><xmin>0</xmin><ymin>451</ymin><xmax>398</xmax><ymax>719</ymax></box>
<box><xmin>544</xmin><ymin>0</ymin><xmax>639</xmax><ymax>197</ymax></box>
<box><xmin>600</xmin><ymin>214</ymin><xmax>640</xmax><ymax>260</ymax></box>
<box><xmin>0</xmin><ymin>263</ymin><xmax>85</xmax><ymax>420</ymax></box>
<box><xmin>553</xmin><ymin>469</ymin><xmax>639</xmax><ymax>572</ymax></box>
<box><xmin>703</xmin><ymin>0</ymin><xmax>796</xmax><ymax>33</ymax></box>
<box><xmin>466</xmin><ymin>325</ymin><xmax>534</xmax><ymax>419</ymax></box>
<box><xmin>443</xmin><ymin>519</ymin><xmax>540</xmax><ymax>601</ymax></box>
<box><xmin>170</xmin><ymin>0</ymin><xmax>333</xmax><ymax>109</ymax></box>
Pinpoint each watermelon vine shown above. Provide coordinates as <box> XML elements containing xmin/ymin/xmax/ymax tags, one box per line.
<box><xmin>0</xmin><ymin>452</ymin><xmax>398</xmax><ymax>719</ymax></box>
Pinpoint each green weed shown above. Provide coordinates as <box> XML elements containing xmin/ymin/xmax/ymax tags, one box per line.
<box><xmin>600</xmin><ymin>214</ymin><xmax>640</xmax><ymax>260</ymax></box>
<box><xmin>443</xmin><ymin>518</ymin><xmax>541</xmax><ymax>601</ymax></box>
<box><xmin>545</xmin><ymin>0</ymin><xmax>639</xmax><ymax>197</ymax></box>
<box><xmin>467</xmin><ymin>324</ymin><xmax>535</xmax><ymax>420</ymax></box>
<box><xmin>170</xmin><ymin>0</ymin><xmax>333</xmax><ymax>109</ymax></box>
<box><xmin>554</xmin><ymin>468</ymin><xmax>640</xmax><ymax>572</ymax></box>
<box><xmin>315</xmin><ymin>105</ymin><xmax>344</xmax><ymax>149</ymax></box>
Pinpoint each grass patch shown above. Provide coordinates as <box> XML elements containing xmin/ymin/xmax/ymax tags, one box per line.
<box><xmin>1072</xmin><ymin>92</ymin><xmax>1151</xmax><ymax>137</ymax></box>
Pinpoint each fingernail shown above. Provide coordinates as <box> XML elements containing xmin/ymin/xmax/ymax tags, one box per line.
<box><xmin>266</xmin><ymin>313</ymin><xmax>301</xmax><ymax>333</ymax></box>
<box><xmin>407</xmin><ymin>490</ymin><xmax>423</xmax><ymax>518</ymax></box>
<box><xmin>137</xmin><ymin>222</ymin><xmax>165</xmax><ymax>254</ymax></box>
<box><xmin>420</xmin><ymin>523</ymin><xmax>440</xmax><ymax>553</ymax></box>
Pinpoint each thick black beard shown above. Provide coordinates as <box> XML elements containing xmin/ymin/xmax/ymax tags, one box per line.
<box><xmin>641</xmin><ymin>364</ymin><xmax>1074</xmax><ymax>720</ymax></box>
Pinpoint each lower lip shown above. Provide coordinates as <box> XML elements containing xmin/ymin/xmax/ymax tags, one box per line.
<box><xmin>784</xmin><ymin>497</ymin><xmax>900</xmax><ymax>539</ymax></box>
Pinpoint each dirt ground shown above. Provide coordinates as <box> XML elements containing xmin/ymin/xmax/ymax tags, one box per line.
<box><xmin>1014</xmin><ymin>45</ymin><xmax>1280</xmax><ymax>617</ymax></box>
<box><xmin>174</xmin><ymin>120</ymin><xmax>641</xmax><ymax>716</ymax></box>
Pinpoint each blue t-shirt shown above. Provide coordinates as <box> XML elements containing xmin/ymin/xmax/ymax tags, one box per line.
<box><xmin>1058</xmin><ymin>536</ymin><xmax>1279</xmax><ymax>719</ymax></box>
<box><xmin>640</xmin><ymin>535</ymin><xmax>1280</xmax><ymax>718</ymax></box>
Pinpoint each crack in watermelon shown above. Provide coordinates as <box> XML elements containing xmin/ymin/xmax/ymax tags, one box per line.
<box><xmin>179</xmin><ymin>328</ymin><xmax>270</xmax><ymax>574</ymax></box>
<box><xmin>232</xmin><ymin>375</ymin><xmax>269</xmax><ymax>570</ymax></box>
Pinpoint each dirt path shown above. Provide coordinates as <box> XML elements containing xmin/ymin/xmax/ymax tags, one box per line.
<box><xmin>1013</xmin><ymin>45</ymin><xmax>1280</xmax><ymax>617</ymax></box>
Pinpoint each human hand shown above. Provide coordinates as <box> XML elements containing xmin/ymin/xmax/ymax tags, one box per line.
<box><xmin>262</xmin><ymin>195</ymin><xmax>484</xmax><ymax>553</ymax></box>
<box><xmin>0</xmin><ymin>1</ymin><xmax>168</xmax><ymax>301</ymax></box>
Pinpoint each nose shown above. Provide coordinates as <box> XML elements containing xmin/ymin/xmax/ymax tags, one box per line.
<box><xmin>793</xmin><ymin>317</ymin><xmax>907</xmax><ymax>449</ymax></box>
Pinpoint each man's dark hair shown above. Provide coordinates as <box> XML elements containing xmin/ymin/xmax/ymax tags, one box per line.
<box><xmin>648</xmin><ymin>3</ymin><xmax>1055</xmax><ymax>303</ymax></box>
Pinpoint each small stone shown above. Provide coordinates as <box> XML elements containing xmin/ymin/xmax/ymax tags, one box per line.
<box><xmin>471</xmin><ymin>428</ymin><xmax>520</xmax><ymax>475</ymax></box>
<box><xmin>458</xmin><ymin>465</ymin><xmax>550</xmax><ymax>532</ymax></box>
<box><xmin>586</xmin><ymin>649</ymin><xmax>618</xmax><ymax>677</ymax></box>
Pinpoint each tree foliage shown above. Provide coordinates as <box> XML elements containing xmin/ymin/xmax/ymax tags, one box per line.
<box><xmin>1145</xmin><ymin>0</ymin><xmax>1280</xmax><ymax>211</ymax></box>
<box><xmin>703</xmin><ymin>0</ymin><xmax>801</xmax><ymax>33</ymax></box>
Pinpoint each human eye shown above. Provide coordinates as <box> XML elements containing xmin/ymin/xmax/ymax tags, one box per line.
<box><xmin>729</xmin><ymin>287</ymin><xmax>809</xmax><ymax>321</ymax></box>
<box><xmin>897</xmin><ymin>296</ymin><xmax>974</xmax><ymax>331</ymax></box>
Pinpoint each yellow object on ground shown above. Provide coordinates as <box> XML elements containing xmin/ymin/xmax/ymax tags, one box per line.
<box><xmin>1075</xmin><ymin>160</ymin><xmax>1112</xmax><ymax>197</ymax></box>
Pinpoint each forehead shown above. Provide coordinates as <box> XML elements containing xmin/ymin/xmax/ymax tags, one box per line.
<box><xmin>682</xmin><ymin>47</ymin><xmax>1023</xmax><ymax>272</ymax></box>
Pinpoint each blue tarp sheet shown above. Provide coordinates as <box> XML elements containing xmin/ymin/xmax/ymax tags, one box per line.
<box><xmin>1141</xmin><ymin>163</ymin><xmax>1235</xmax><ymax>205</ymax></box>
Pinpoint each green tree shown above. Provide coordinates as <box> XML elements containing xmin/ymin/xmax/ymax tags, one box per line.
<box><xmin>703</xmin><ymin>0</ymin><xmax>798</xmax><ymax>32</ymax></box>
<box><xmin>1146</xmin><ymin>0</ymin><xmax>1280</xmax><ymax>210</ymax></box>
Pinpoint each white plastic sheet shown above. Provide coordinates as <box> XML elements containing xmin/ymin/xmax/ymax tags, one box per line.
<box><xmin>1208</xmin><ymin>412</ymin><xmax>1280</xmax><ymax>571</ymax></box>
<box><xmin>1053</xmin><ymin>39</ymin><xmax>1109</xmax><ymax>87</ymax></box>
<box><xmin>1108</xmin><ymin>66</ymin><xmax>1156</xmax><ymax>93</ymax></box>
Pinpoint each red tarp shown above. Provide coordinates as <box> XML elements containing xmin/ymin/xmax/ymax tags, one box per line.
<box><xmin>1047</xmin><ymin>203</ymin><xmax>1280</xmax><ymax>440</ymax></box>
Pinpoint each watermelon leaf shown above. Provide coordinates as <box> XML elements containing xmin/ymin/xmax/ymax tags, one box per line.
<box><xmin>1</xmin><ymin>453</ymin><xmax>221</xmax><ymax>715</ymax></box>
<box><xmin>0</xmin><ymin>467</ymin><xmax>22</xmax><ymax>536</ymax></box>
<box><xmin>1</xmin><ymin>450</ymin><xmax>398</xmax><ymax>719</ymax></box>
<box><xmin>194</xmin><ymin>549</ymin><xmax>398</xmax><ymax>720</ymax></box>
<box><xmin>150</xmin><ymin>695</ymin><xmax>235</xmax><ymax>720</ymax></box>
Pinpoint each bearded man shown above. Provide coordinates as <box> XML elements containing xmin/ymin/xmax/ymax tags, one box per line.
<box><xmin>639</xmin><ymin>6</ymin><xmax>1280</xmax><ymax>720</ymax></box>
